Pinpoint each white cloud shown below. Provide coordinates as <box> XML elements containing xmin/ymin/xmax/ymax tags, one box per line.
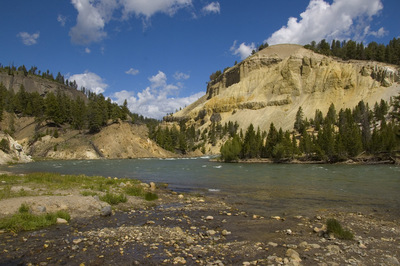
<box><xmin>173</xmin><ymin>71</ymin><xmax>190</xmax><ymax>80</ymax></box>
<box><xmin>125</xmin><ymin>68</ymin><xmax>140</xmax><ymax>76</ymax></box>
<box><xmin>68</xmin><ymin>71</ymin><xmax>108</xmax><ymax>94</ymax></box>
<box><xmin>120</xmin><ymin>0</ymin><xmax>192</xmax><ymax>19</ymax></box>
<box><xmin>230</xmin><ymin>40</ymin><xmax>256</xmax><ymax>60</ymax></box>
<box><xmin>266</xmin><ymin>0</ymin><xmax>384</xmax><ymax>45</ymax></box>
<box><xmin>69</xmin><ymin>0</ymin><xmax>118</xmax><ymax>45</ymax></box>
<box><xmin>202</xmin><ymin>2</ymin><xmax>220</xmax><ymax>14</ymax></box>
<box><xmin>17</xmin><ymin>32</ymin><xmax>40</xmax><ymax>46</ymax></box>
<box><xmin>113</xmin><ymin>71</ymin><xmax>203</xmax><ymax>119</ymax></box>
<box><xmin>57</xmin><ymin>14</ymin><xmax>67</xmax><ymax>26</ymax></box>
<box><xmin>85</xmin><ymin>47</ymin><xmax>91</xmax><ymax>53</ymax></box>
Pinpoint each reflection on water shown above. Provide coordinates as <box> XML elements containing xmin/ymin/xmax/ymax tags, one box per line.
<box><xmin>2</xmin><ymin>158</ymin><xmax>399</xmax><ymax>217</ymax></box>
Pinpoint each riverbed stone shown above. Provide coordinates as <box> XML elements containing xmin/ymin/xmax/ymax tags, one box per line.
<box><xmin>56</xmin><ymin>218</ymin><xmax>68</xmax><ymax>224</ymax></box>
<box><xmin>285</xmin><ymin>248</ymin><xmax>301</xmax><ymax>262</ymax></box>
<box><xmin>101</xmin><ymin>206</ymin><xmax>112</xmax><ymax>216</ymax></box>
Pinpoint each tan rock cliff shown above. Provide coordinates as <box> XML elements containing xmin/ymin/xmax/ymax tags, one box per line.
<box><xmin>173</xmin><ymin>44</ymin><xmax>400</xmax><ymax>135</ymax></box>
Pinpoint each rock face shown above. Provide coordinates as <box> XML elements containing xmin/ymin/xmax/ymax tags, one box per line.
<box><xmin>0</xmin><ymin>72</ymin><xmax>84</xmax><ymax>100</ymax></box>
<box><xmin>173</xmin><ymin>44</ymin><xmax>400</xmax><ymax>139</ymax></box>
<box><xmin>0</xmin><ymin>131</ymin><xmax>32</xmax><ymax>165</ymax></box>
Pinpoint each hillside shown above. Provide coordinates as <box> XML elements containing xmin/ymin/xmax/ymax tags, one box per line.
<box><xmin>0</xmin><ymin>69</ymin><xmax>176</xmax><ymax>164</ymax></box>
<box><xmin>172</xmin><ymin>44</ymin><xmax>399</xmax><ymax>137</ymax></box>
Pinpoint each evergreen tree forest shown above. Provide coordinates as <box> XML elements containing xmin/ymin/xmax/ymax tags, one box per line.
<box><xmin>220</xmin><ymin>97</ymin><xmax>400</xmax><ymax>163</ymax></box>
<box><xmin>304</xmin><ymin>38</ymin><xmax>400</xmax><ymax>65</ymax></box>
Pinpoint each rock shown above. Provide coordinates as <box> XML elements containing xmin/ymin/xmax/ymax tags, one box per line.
<box><xmin>37</xmin><ymin>206</ymin><xmax>46</xmax><ymax>213</ymax></box>
<box><xmin>150</xmin><ymin>182</ymin><xmax>156</xmax><ymax>191</ymax></box>
<box><xmin>285</xmin><ymin>248</ymin><xmax>301</xmax><ymax>262</ymax></box>
<box><xmin>309</xmin><ymin>243</ymin><xmax>321</xmax><ymax>249</ymax></box>
<box><xmin>384</xmin><ymin>256</ymin><xmax>400</xmax><ymax>265</ymax></box>
<box><xmin>299</xmin><ymin>241</ymin><xmax>308</xmax><ymax>249</ymax></box>
<box><xmin>326</xmin><ymin>244</ymin><xmax>341</xmax><ymax>255</ymax></box>
<box><xmin>268</xmin><ymin>242</ymin><xmax>278</xmax><ymax>247</ymax></box>
<box><xmin>221</xmin><ymin>230</ymin><xmax>231</xmax><ymax>236</ymax></box>
<box><xmin>206</xmin><ymin>230</ymin><xmax>216</xmax><ymax>236</ymax></box>
<box><xmin>173</xmin><ymin>256</ymin><xmax>186</xmax><ymax>264</ymax></box>
<box><xmin>56</xmin><ymin>218</ymin><xmax>68</xmax><ymax>224</ymax></box>
<box><xmin>101</xmin><ymin>205</ymin><xmax>112</xmax><ymax>216</ymax></box>
<box><xmin>286</xmin><ymin>229</ymin><xmax>293</xmax><ymax>235</ymax></box>
<box><xmin>205</xmin><ymin>215</ymin><xmax>214</xmax><ymax>220</ymax></box>
<box><xmin>186</xmin><ymin>236</ymin><xmax>194</xmax><ymax>245</ymax></box>
<box><xmin>271</xmin><ymin>216</ymin><xmax>281</xmax><ymax>220</ymax></box>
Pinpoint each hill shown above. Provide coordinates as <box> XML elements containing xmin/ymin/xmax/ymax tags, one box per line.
<box><xmin>170</xmin><ymin>44</ymin><xmax>400</xmax><ymax>153</ymax></box>
<box><xmin>0</xmin><ymin>68</ymin><xmax>176</xmax><ymax>164</ymax></box>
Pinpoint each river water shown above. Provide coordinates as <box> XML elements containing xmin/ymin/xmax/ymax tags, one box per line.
<box><xmin>2</xmin><ymin>158</ymin><xmax>400</xmax><ymax>217</ymax></box>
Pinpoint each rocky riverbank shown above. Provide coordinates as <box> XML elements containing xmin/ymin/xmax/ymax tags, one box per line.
<box><xmin>0</xmin><ymin>181</ymin><xmax>399</xmax><ymax>266</ymax></box>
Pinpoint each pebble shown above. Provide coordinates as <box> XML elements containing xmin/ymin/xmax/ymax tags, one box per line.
<box><xmin>205</xmin><ymin>216</ymin><xmax>214</xmax><ymax>220</ymax></box>
<box><xmin>268</xmin><ymin>242</ymin><xmax>278</xmax><ymax>247</ymax></box>
<box><xmin>285</xmin><ymin>249</ymin><xmax>301</xmax><ymax>262</ymax></box>
<box><xmin>221</xmin><ymin>230</ymin><xmax>231</xmax><ymax>236</ymax></box>
<box><xmin>271</xmin><ymin>216</ymin><xmax>281</xmax><ymax>220</ymax></box>
<box><xmin>173</xmin><ymin>256</ymin><xmax>186</xmax><ymax>264</ymax></box>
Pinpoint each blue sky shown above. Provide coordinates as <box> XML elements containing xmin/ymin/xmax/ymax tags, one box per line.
<box><xmin>1</xmin><ymin>0</ymin><xmax>399</xmax><ymax>119</ymax></box>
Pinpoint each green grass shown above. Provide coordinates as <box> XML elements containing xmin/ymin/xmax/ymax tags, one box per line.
<box><xmin>80</xmin><ymin>190</ymin><xmax>98</xmax><ymax>197</ymax></box>
<box><xmin>326</xmin><ymin>218</ymin><xmax>354</xmax><ymax>240</ymax></box>
<box><xmin>124</xmin><ymin>185</ymin><xmax>144</xmax><ymax>197</ymax></box>
<box><xmin>0</xmin><ymin>204</ymin><xmax>71</xmax><ymax>233</ymax></box>
<box><xmin>100</xmin><ymin>192</ymin><xmax>127</xmax><ymax>205</ymax></box>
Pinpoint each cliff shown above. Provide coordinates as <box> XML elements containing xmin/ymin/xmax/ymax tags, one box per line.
<box><xmin>173</xmin><ymin>44</ymin><xmax>400</xmax><ymax>135</ymax></box>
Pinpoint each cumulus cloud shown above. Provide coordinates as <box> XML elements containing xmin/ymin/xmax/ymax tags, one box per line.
<box><xmin>17</xmin><ymin>32</ymin><xmax>40</xmax><ymax>46</ymax></box>
<box><xmin>125</xmin><ymin>68</ymin><xmax>139</xmax><ymax>76</ymax></box>
<box><xmin>69</xmin><ymin>0</ymin><xmax>118</xmax><ymax>45</ymax></box>
<box><xmin>173</xmin><ymin>71</ymin><xmax>190</xmax><ymax>80</ymax></box>
<box><xmin>68</xmin><ymin>71</ymin><xmax>108</xmax><ymax>94</ymax></box>
<box><xmin>230</xmin><ymin>40</ymin><xmax>256</xmax><ymax>60</ymax></box>
<box><xmin>112</xmin><ymin>71</ymin><xmax>203</xmax><ymax>119</ymax></box>
<box><xmin>69</xmin><ymin>0</ymin><xmax>197</xmax><ymax>45</ymax></box>
<box><xmin>266</xmin><ymin>0</ymin><xmax>384</xmax><ymax>45</ymax></box>
<box><xmin>57</xmin><ymin>14</ymin><xmax>67</xmax><ymax>26</ymax></box>
<box><xmin>120</xmin><ymin>0</ymin><xmax>192</xmax><ymax>19</ymax></box>
<box><xmin>202</xmin><ymin>2</ymin><xmax>220</xmax><ymax>14</ymax></box>
<box><xmin>85</xmin><ymin>47</ymin><xmax>91</xmax><ymax>53</ymax></box>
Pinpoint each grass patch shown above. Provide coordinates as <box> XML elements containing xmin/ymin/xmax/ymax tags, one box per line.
<box><xmin>0</xmin><ymin>204</ymin><xmax>71</xmax><ymax>233</ymax></box>
<box><xmin>80</xmin><ymin>190</ymin><xmax>98</xmax><ymax>197</ymax></box>
<box><xmin>100</xmin><ymin>192</ymin><xmax>127</xmax><ymax>205</ymax></box>
<box><xmin>124</xmin><ymin>185</ymin><xmax>144</xmax><ymax>197</ymax></box>
<box><xmin>326</xmin><ymin>218</ymin><xmax>354</xmax><ymax>240</ymax></box>
<box><xmin>144</xmin><ymin>192</ymin><xmax>158</xmax><ymax>201</ymax></box>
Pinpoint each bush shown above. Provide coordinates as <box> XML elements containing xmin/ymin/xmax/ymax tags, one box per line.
<box><xmin>326</xmin><ymin>218</ymin><xmax>354</xmax><ymax>240</ymax></box>
<box><xmin>0</xmin><ymin>138</ymin><xmax>10</xmax><ymax>153</ymax></box>
<box><xmin>124</xmin><ymin>186</ymin><xmax>144</xmax><ymax>197</ymax></box>
<box><xmin>144</xmin><ymin>192</ymin><xmax>158</xmax><ymax>201</ymax></box>
<box><xmin>18</xmin><ymin>203</ymin><xmax>30</xmax><ymax>214</ymax></box>
<box><xmin>100</xmin><ymin>192</ymin><xmax>127</xmax><ymax>205</ymax></box>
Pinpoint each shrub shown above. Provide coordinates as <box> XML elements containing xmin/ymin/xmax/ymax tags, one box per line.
<box><xmin>100</xmin><ymin>192</ymin><xmax>127</xmax><ymax>205</ymax></box>
<box><xmin>18</xmin><ymin>203</ymin><xmax>30</xmax><ymax>214</ymax></box>
<box><xmin>124</xmin><ymin>186</ymin><xmax>144</xmax><ymax>197</ymax></box>
<box><xmin>0</xmin><ymin>138</ymin><xmax>10</xmax><ymax>153</ymax></box>
<box><xmin>144</xmin><ymin>192</ymin><xmax>158</xmax><ymax>201</ymax></box>
<box><xmin>326</xmin><ymin>218</ymin><xmax>354</xmax><ymax>240</ymax></box>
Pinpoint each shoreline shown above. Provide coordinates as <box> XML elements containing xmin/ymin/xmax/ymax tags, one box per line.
<box><xmin>0</xmin><ymin>173</ymin><xmax>399</xmax><ymax>265</ymax></box>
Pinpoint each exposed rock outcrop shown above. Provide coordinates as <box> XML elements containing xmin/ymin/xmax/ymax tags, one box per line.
<box><xmin>173</xmin><ymin>44</ymin><xmax>400</xmax><ymax>137</ymax></box>
<box><xmin>0</xmin><ymin>132</ymin><xmax>32</xmax><ymax>165</ymax></box>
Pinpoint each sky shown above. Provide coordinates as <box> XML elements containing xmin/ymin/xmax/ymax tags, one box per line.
<box><xmin>1</xmin><ymin>0</ymin><xmax>399</xmax><ymax>119</ymax></box>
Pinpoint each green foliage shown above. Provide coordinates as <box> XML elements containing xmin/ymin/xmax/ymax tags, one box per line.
<box><xmin>144</xmin><ymin>192</ymin><xmax>158</xmax><ymax>201</ymax></box>
<box><xmin>0</xmin><ymin>138</ymin><xmax>10</xmax><ymax>153</ymax></box>
<box><xmin>0</xmin><ymin>204</ymin><xmax>71</xmax><ymax>233</ymax></box>
<box><xmin>220</xmin><ymin>135</ymin><xmax>242</xmax><ymax>162</ymax></box>
<box><xmin>100</xmin><ymin>192</ymin><xmax>127</xmax><ymax>205</ymax></box>
<box><xmin>326</xmin><ymin>218</ymin><xmax>354</xmax><ymax>240</ymax></box>
<box><xmin>305</xmin><ymin>38</ymin><xmax>400</xmax><ymax>65</ymax></box>
<box><xmin>124</xmin><ymin>186</ymin><xmax>144</xmax><ymax>197</ymax></box>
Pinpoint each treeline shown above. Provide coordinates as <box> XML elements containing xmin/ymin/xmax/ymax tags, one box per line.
<box><xmin>0</xmin><ymin>63</ymin><xmax>80</xmax><ymax>90</ymax></box>
<box><xmin>148</xmin><ymin>119</ymin><xmax>240</xmax><ymax>154</ymax></box>
<box><xmin>304</xmin><ymin>38</ymin><xmax>400</xmax><ymax>65</ymax></box>
<box><xmin>0</xmin><ymin>83</ymin><xmax>156</xmax><ymax>135</ymax></box>
<box><xmin>221</xmin><ymin>95</ymin><xmax>400</xmax><ymax>162</ymax></box>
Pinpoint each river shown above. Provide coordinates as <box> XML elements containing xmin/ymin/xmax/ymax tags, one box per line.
<box><xmin>2</xmin><ymin>158</ymin><xmax>400</xmax><ymax>217</ymax></box>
